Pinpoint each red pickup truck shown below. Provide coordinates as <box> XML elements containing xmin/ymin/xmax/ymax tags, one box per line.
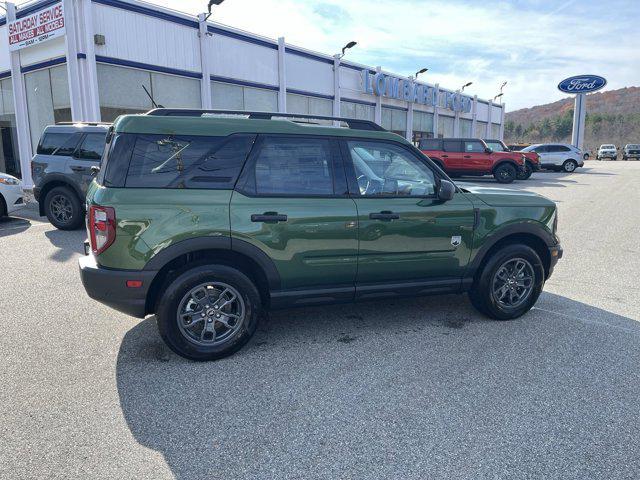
<box><xmin>419</xmin><ymin>138</ymin><xmax>526</xmax><ymax>184</ymax></box>
<box><xmin>485</xmin><ymin>139</ymin><xmax>540</xmax><ymax>180</ymax></box>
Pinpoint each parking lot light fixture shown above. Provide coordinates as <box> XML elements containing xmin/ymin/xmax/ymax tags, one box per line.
<box><xmin>205</xmin><ymin>0</ymin><xmax>225</xmax><ymax>20</ymax></box>
<box><xmin>339</xmin><ymin>41</ymin><xmax>357</xmax><ymax>58</ymax></box>
<box><xmin>461</xmin><ymin>81</ymin><xmax>473</xmax><ymax>92</ymax></box>
<box><xmin>415</xmin><ymin>68</ymin><xmax>428</xmax><ymax>79</ymax></box>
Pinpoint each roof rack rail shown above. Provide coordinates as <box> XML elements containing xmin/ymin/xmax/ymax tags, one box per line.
<box><xmin>145</xmin><ymin>108</ymin><xmax>386</xmax><ymax>132</ymax></box>
<box><xmin>55</xmin><ymin>121</ymin><xmax>112</xmax><ymax>126</ymax></box>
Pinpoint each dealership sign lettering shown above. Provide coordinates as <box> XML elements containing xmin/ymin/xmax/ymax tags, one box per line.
<box><xmin>362</xmin><ymin>69</ymin><xmax>472</xmax><ymax>113</ymax></box>
<box><xmin>8</xmin><ymin>2</ymin><xmax>65</xmax><ymax>51</ymax></box>
<box><xmin>557</xmin><ymin>75</ymin><xmax>606</xmax><ymax>94</ymax></box>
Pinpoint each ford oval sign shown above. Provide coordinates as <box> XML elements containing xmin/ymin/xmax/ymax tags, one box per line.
<box><xmin>558</xmin><ymin>75</ymin><xmax>607</xmax><ymax>94</ymax></box>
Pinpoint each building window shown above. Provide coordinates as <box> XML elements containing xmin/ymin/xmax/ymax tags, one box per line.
<box><xmin>24</xmin><ymin>65</ymin><xmax>71</xmax><ymax>151</ymax></box>
<box><xmin>340</xmin><ymin>101</ymin><xmax>374</xmax><ymax>121</ymax></box>
<box><xmin>0</xmin><ymin>78</ymin><xmax>20</xmax><ymax>178</ymax></box>
<box><xmin>412</xmin><ymin>110</ymin><xmax>434</xmax><ymax>144</ymax></box>
<box><xmin>382</xmin><ymin>107</ymin><xmax>407</xmax><ymax>137</ymax></box>
<box><xmin>475</xmin><ymin>121</ymin><xmax>488</xmax><ymax>138</ymax></box>
<box><xmin>287</xmin><ymin>93</ymin><xmax>332</xmax><ymax>117</ymax></box>
<box><xmin>97</xmin><ymin>64</ymin><xmax>201</xmax><ymax>122</ymax></box>
<box><xmin>437</xmin><ymin>115</ymin><xmax>454</xmax><ymax>138</ymax></box>
<box><xmin>460</xmin><ymin>118</ymin><xmax>473</xmax><ymax>137</ymax></box>
<box><xmin>211</xmin><ymin>81</ymin><xmax>277</xmax><ymax>112</ymax></box>
<box><xmin>491</xmin><ymin>123</ymin><xmax>501</xmax><ymax>139</ymax></box>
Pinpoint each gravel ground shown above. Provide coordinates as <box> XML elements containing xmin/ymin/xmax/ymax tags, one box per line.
<box><xmin>1</xmin><ymin>161</ymin><xmax>639</xmax><ymax>479</ymax></box>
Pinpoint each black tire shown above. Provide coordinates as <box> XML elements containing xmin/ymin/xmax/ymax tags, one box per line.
<box><xmin>469</xmin><ymin>244</ymin><xmax>545</xmax><ymax>320</ymax></box>
<box><xmin>562</xmin><ymin>159</ymin><xmax>578</xmax><ymax>173</ymax></box>
<box><xmin>156</xmin><ymin>264</ymin><xmax>262</xmax><ymax>361</ymax></box>
<box><xmin>0</xmin><ymin>194</ymin><xmax>6</xmax><ymax>218</ymax></box>
<box><xmin>613</xmin><ymin>156</ymin><xmax>618</xmax><ymax>161</ymax></box>
<box><xmin>516</xmin><ymin>163</ymin><xmax>533</xmax><ymax>180</ymax></box>
<box><xmin>583</xmin><ymin>153</ymin><xmax>589</xmax><ymax>161</ymax></box>
<box><xmin>493</xmin><ymin>163</ymin><xmax>517</xmax><ymax>183</ymax></box>
<box><xmin>44</xmin><ymin>186</ymin><xmax>84</xmax><ymax>230</ymax></box>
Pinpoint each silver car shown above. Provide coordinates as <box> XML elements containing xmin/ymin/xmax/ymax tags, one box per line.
<box><xmin>521</xmin><ymin>143</ymin><xmax>585</xmax><ymax>173</ymax></box>
<box><xmin>622</xmin><ymin>144</ymin><xmax>640</xmax><ymax>161</ymax></box>
<box><xmin>31</xmin><ymin>123</ymin><xmax>109</xmax><ymax>230</ymax></box>
<box><xmin>596</xmin><ymin>144</ymin><xmax>617</xmax><ymax>161</ymax></box>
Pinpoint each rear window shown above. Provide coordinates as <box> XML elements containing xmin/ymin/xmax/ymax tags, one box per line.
<box><xmin>101</xmin><ymin>133</ymin><xmax>256</xmax><ymax>189</ymax></box>
<box><xmin>418</xmin><ymin>139</ymin><xmax>441</xmax><ymax>150</ymax></box>
<box><xmin>76</xmin><ymin>133</ymin><xmax>107</xmax><ymax>160</ymax></box>
<box><xmin>37</xmin><ymin>132</ymin><xmax>81</xmax><ymax>156</ymax></box>
<box><xmin>443</xmin><ymin>140</ymin><xmax>462</xmax><ymax>152</ymax></box>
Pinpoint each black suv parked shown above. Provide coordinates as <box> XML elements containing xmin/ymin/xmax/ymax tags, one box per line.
<box><xmin>31</xmin><ymin>123</ymin><xmax>109</xmax><ymax>229</ymax></box>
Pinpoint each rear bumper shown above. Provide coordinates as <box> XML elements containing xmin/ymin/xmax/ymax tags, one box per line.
<box><xmin>78</xmin><ymin>254</ymin><xmax>157</xmax><ymax>318</ymax></box>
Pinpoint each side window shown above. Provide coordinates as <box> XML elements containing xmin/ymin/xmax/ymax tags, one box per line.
<box><xmin>534</xmin><ymin>146</ymin><xmax>548</xmax><ymax>153</ymax></box>
<box><xmin>418</xmin><ymin>139</ymin><xmax>441</xmax><ymax>150</ymax></box>
<box><xmin>464</xmin><ymin>140</ymin><xmax>485</xmax><ymax>153</ymax></box>
<box><xmin>125</xmin><ymin>134</ymin><xmax>254</xmax><ymax>189</ymax></box>
<box><xmin>443</xmin><ymin>140</ymin><xmax>462</xmax><ymax>152</ymax></box>
<box><xmin>557</xmin><ymin>145</ymin><xmax>571</xmax><ymax>152</ymax></box>
<box><xmin>250</xmin><ymin>137</ymin><xmax>335</xmax><ymax>196</ymax></box>
<box><xmin>347</xmin><ymin>140</ymin><xmax>436</xmax><ymax>197</ymax></box>
<box><xmin>75</xmin><ymin>133</ymin><xmax>107</xmax><ymax>161</ymax></box>
<box><xmin>37</xmin><ymin>132</ymin><xmax>81</xmax><ymax>156</ymax></box>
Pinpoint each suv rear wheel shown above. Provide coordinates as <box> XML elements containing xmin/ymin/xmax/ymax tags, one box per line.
<box><xmin>44</xmin><ymin>186</ymin><xmax>84</xmax><ymax>230</ymax></box>
<box><xmin>156</xmin><ymin>264</ymin><xmax>262</xmax><ymax>361</ymax></box>
<box><xmin>469</xmin><ymin>244</ymin><xmax>544</xmax><ymax>320</ymax></box>
<box><xmin>0</xmin><ymin>194</ymin><xmax>7</xmax><ymax>218</ymax></box>
<box><xmin>493</xmin><ymin>163</ymin><xmax>517</xmax><ymax>183</ymax></box>
<box><xmin>562</xmin><ymin>159</ymin><xmax>578</xmax><ymax>173</ymax></box>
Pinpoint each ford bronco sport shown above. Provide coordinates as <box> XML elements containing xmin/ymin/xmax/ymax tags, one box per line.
<box><xmin>418</xmin><ymin>138</ymin><xmax>526</xmax><ymax>184</ymax></box>
<box><xmin>79</xmin><ymin>110</ymin><xmax>562</xmax><ymax>361</ymax></box>
<box><xmin>32</xmin><ymin>123</ymin><xmax>110</xmax><ymax>230</ymax></box>
<box><xmin>484</xmin><ymin>139</ymin><xmax>540</xmax><ymax>180</ymax></box>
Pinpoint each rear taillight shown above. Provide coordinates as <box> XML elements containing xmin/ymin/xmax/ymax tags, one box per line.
<box><xmin>89</xmin><ymin>205</ymin><xmax>116</xmax><ymax>255</ymax></box>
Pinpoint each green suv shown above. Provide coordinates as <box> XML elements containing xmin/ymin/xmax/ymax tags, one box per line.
<box><xmin>79</xmin><ymin>110</ymin><xmax>562</xmax><ymax>361</ymax></box>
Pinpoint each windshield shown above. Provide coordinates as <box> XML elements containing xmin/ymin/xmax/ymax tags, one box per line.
<box><xmin>627</xmin><ymin>145</ymin><xmax>640</xmax><ymax>149</ymax></box>
<box><xmin>601</xmin><ymin>145</ymin><xmax>615</xmax><ymax>149</ymax></box>
<box><xmin>485</xmin><ymin>141</ymin><xmax>506</xmax><ymax>152</ymax></box>
<box><xmin>521</xmin><ymin>145</ymin><xmax>536</xmax><ymax>152</ymax></box>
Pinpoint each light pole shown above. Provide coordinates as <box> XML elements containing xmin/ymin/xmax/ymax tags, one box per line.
<box><xmin>415</xmin><ymin>68</ymin><xmax>428</xmax><ymax>79</ymax></box>
<box><xmin>461</xmin><ymin>81</ymin><xmax>473</xmax><ymax>92</ymax></box>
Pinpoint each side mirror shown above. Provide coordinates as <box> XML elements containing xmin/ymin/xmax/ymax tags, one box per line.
<box><xmin>438</xmin><ymin>179</ymin><xmax>455</xmax><ymax>201</ymax></box>
<box><xmin>485</xmin><ymin>147</ymin><xmax>493</xmax><ymax>154</ymax></box>
<box><xmin>90</xmin><ymin>166</ymin><xmax>101</xmax><ymax>176</ymax></box>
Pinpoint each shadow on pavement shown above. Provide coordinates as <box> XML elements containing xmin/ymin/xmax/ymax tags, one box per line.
<box><xmin>44</xmin><ymin>229</ymin><xmax>86</xmax><ymax>262</ymax></box>
<box><xmin>115</xmin><ymin>292</ymin><xmax>640</xmax><ymax>479</ymax></box>
<box><xmin>0</xmin><ymin>216</ymin><xmax>31</xmax><ymax>238</ymax></box>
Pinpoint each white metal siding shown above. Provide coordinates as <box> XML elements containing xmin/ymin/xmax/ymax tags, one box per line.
<box><xmin>210</xmin><ymin>35</ymin><xmax>278</xmax><ymax>86</ymax></box>
<box><xmin>285</xmin><ymin>53</ymin><xmax>333</xmax><ymax>95</ymax></box>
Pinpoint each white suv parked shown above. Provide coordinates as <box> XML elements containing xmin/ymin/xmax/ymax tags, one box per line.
<box><xmin>521</xmin><ymin>144</ymin><xmax>585</xmax><ymax>173</ymax></box>
<box><xmin>0</xmin><ymin>172</ymin><xmax>25</xmax><ymax>218</ymax></box>
<box><xmin>597</xmin><ymin>144</ymin><xmax>618</xmax><ymax>161</ymax></box>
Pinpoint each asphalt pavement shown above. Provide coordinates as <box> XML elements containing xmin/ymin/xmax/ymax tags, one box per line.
<box><xmin>1</xmin><ymin>161</ymin><xmax>639</xmax><ymax>479</ymax></box>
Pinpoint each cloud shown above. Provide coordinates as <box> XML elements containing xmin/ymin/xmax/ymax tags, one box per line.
<box><xmin>91</xmin><ymin>0</ymin><xmax>640</xmax><ymax>110</ymax></box>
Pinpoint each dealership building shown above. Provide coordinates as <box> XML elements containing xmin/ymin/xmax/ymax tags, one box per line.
<box><xmin>0</xmin><ymin>0</ymin><xmax>505</xmax><ymax>187</ymax></box>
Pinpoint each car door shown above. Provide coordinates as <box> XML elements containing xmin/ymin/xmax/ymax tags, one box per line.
<box><xmin>230</xmin><ymin>134</ymin><xmax>359</xmax><ymax>297</ymax></box>
<box><xmin>533</xmin><ymin>145</ymin><xmax>550</xmax><ymax>165</ymax></box>
<box><xmin>341</xmin><ymin>138</ymin><xmax>475</xmax><ymax>292</ymax></box>
<box><xmin>67</xmin><ymin>132</ymin><xmax>107</xmax><ymax>194</ymax></box>
<box><xmin>462</xmin><ymin>139</ymin><xmax>492</xmax><ymax>172</ymax></box>
<box><xmin>442</xmin><ymin>139</ymin><xmax>463</xmax><ymax>171</ymax></box>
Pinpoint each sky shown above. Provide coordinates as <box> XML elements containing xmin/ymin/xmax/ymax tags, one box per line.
<box><xmin>19</xmin><ymin>0</ymin><xmax>640</xmax><ymax>111</ymax></box>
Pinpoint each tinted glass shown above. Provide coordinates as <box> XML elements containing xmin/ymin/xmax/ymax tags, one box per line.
<box><xmin>37</xmin><ymin>132</ymin><xmax>81</xmax><ymax>156</ymax></box>
<box><xmin>124</xmin><ymin>134</ymin><xmax>254</xmax><ymax>189</ymax></box>
<box><xmin>75</xmin><ymin>133</ymin><xmax>107</xmax><ymax>160</ymax></box>
<box><xmin>251</xmin><ymin>137</ymin><xmax>334</xmax><ymax>195</ymax></box>
<box><xmin>548</xmin><ymin>145</ymin><xmax>570</xmax><ymax>152</ymax></box>
<box><xmin>485</xmin><ymin>141</ymin><xmax>506</xmax><ymax>152</ymax></box>
<box><xmin>419</xmin><ymin>139</ymin><xmax>441</xmax><ymax>150</ymax></box>
<box><xmin>443</xmin><ymin>140</ymin><xmax>462</xmax><ymax>152</ymax></box>
<box><xmin>464</xmin><ymin>140</ymin><xmax>485</xmax><ymax>153</ymax></box>
<box><xmin>347</xmin><ymin>141</ymin><xmax>436</xmax><ymax>197</ymax></box>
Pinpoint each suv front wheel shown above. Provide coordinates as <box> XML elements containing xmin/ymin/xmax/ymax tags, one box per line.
<box><xmin>156</xmin><ymin>264</ymin><xmax>262</xmax><ymax>361</ymax></box>
<box><xmin>493</xmin><ymin>163</ymin><xmax>517</xmax><ymax>183</ymax></box>
<box><xmin>469</xmin><ymin>244</ymin><xmax>545</xmax><ymax>320</ymax></box>
<box><xmin>562</xmin><ymin>159</ymin><xmax>578</xmax><ymax>173</ymax></box>
<box><xmin>516</xmin><ymin>163</ymin><xmax>533</xmax><ymax>180</ymax></box>
<box><xmin>44</xmin><ymin>186</ymin><xmax>84</xmax><ymax>230</ymax></box>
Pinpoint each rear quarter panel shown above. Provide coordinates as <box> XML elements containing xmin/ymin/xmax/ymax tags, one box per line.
<box><xmin>87</xmin><ymin>184</ymin><xmax>232</xmax><ymax>270</ymax></box>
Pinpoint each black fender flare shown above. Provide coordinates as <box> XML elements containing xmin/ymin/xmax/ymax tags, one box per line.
<box><xmin>467</xmin><ymin>223</ymin><xmax>556</xmax><ymax>275</ymax></box>
<box><xmin>143</xmin><ymin>236</ymin><xmax>281</xmax><ymax>291</ymax></box>
<box><xmin>491</xmin><ymin>159</ymin><xmax>520</xmax><ymax>173</ymax></box>
<box><xmin>37</xmin><ymin>174</ymin><xmax>85</xmax><ymax>216</ymax></box>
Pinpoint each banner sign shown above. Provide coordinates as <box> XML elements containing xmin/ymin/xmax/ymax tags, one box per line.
<box><xmin>362</xmin><ymin>69</ymin><xmax>472</xmax><ymax>113</ymax></box>
<box><xmin>8</xmin><ymin>2</ymin><xmax>65</xmax><ymax>51</ymax></box>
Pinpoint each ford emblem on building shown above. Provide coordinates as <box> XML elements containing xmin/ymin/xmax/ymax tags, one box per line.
<box><xmin>558</xmin><ymin>75</ymin><xmax>607</xmax><ymax>94</ymax></box>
